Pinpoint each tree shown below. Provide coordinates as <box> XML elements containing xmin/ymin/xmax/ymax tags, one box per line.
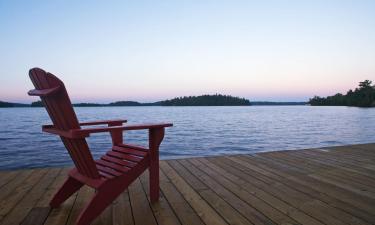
<box><xmin>359</xmin><ymin>80</ymin><xmax>372</xmax><ymax>90</ymax></box>
<box><xmin>309</xmin><ymin>80</ymin><xmax>375</xmax><ymax>107</ymax></box>
<box><xmin>31</xmin><ymin>100</ymin><xmax>44</xmax><ymax>107</ymax></box>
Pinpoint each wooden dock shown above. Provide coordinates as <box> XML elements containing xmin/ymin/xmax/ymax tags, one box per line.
<box><xmin>0</xmin><ymin>143</ymin><xmax>374</xmax><ymax>225</ymax></box>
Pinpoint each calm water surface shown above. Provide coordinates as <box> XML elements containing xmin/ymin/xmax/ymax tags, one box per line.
<box><xmin>0</xmin><ymin>106</ymin><xmax>374</xmax><ymax>170</ymax></box>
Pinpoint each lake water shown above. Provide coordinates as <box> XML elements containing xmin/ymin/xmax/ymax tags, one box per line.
<box><xmin>0</xmin><ymin>106</ymin><xmax>374</xmax><ymax>170</ymax></box>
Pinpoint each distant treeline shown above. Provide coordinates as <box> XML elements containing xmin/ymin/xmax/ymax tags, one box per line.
<box><xmin>1</xmin><ymin>94</ymin><xmax>251</xmax><ymax>107</ymax></box>
<box><xmin>309</xmin><ymin>80</ymin><xmax>375</xmax><ymax>107</ymax></box>
<box><xmin>251</xmin><ymin>101</ymin><xmax>306</xmax><ymax>106</ymax></box>
<box><xmin>0</xmin><ymin>101</ymin><xmax>29</xmax><ymax>107</ymax></box>
<box><xmin>160</xmin><ymin>94</ymin><xmax>251</xmax><ymax>106</ymax></box>
<box><xmin>0</xmin><ymin>98</ymin><xmax>310</xmax><ymax>108</ymax></box>
<box><xmin>29</xmin><ymin>100</ymin><xmax>158</xmax><ymax>107</ymax></box>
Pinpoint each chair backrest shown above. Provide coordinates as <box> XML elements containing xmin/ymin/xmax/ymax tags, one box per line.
<box><xmin>28</xmin><ymin>68</ymin><xmax>100</xmax><ymax>179</ymax></box>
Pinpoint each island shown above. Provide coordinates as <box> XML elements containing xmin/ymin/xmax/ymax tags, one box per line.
<box><xmin>309</xmin><ymin>80</ymin><xmax>375</xmax><ymax>107</ymax></box>
<box><xmin>0</xmin><ymin>101</ymin><xmax>29</xmax><ymax>107</ymax></box>
<box><xmin>160</xmin><ymin>94</ymin><xmax>251</xmax><ymax>106</ymax></box>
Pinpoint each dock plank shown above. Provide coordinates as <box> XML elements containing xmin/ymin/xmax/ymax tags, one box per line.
<box><xmin>159</xmin><ymin>165</ymin><xmax>205</xmax><ymax>225</ymax></box>
<box><xmin>65</xmin><ymin>186</ymin><xmax>94</xmax><ymax>225</ymax></box>
<box><xmin>167</xmin><ymin>160</ymin><xmax>251</xmax><ymax>225</ymax></box>
<box><xmin>203</xmin><ymin>157</ymin><xmax>324</xmax><ymax>225</ymax></box>
<box><xmin>237</xmin><ymin>155</ymin><xmax>375</xmax><ymax>223</ymax></box>
<box><xmin>139</xmin><ymin>172</ymin><xmax>182</xmax><ymax>225</ymax></box>
<box><xmin>273</xmin><ymin>149</ymin><xmax>375</xmax><ymax>187</ymax></box>
<box><xmin>2</xmin><ymin>168</ymin><xmax>61</xmax><ymax>225</ymax></box>
<box><xmin>36</xmin><ymin>168</ymin><xmax>70</xmax><ymax>208</ymax></box>
<box><xmin>160</xmin><ymin>161</ymin><xmax>228</xmax><ymax>225</ymax></box>
<box><xmin>0</xmin><ymin>170</ymin><xmax>21</xmax><ymax>189</ymax></box>
<box><xmin>128</xmin><ymin>178</ymin><xmax>158</xmax><ymax>225</ymax></box>
<box><xmin>0</xmin><ymin>169</ymin><xmax>47</xmax><ymax>223</ymax></box>
<box><xmin>179</xmin><ymin>159</ymin><xmax>276</xmax><ymax>225</ymax></box>
<box><xmin>111</xmin><ymin>190</ymin><xmax>134</xmax><ymax>225</ymax></box>
<box><xmin>293</xmin><ymin>150</ymin><xmax>375</xmax><ymax>181</ymax></box>
<box><xmin>262</xmin><ymin>151</ymin><xmax>375</xmax><ymax>199</ymax></box>
<box><xmin>43</xmin><ymin>191</ymin><xmax>78</xmax><ymax>225</ymax></box>
<box><xmin>20</xmin><ymin>207</ymin><xmax>51</xmax><ymax>225</ymax></box>
<box><xmin>227</xmin><ymin>155</ymin><xmax>375</xmax><ymax>224</ymax></box>
<box><xmin>0</xmin><ymin>143</ymin><xmax>374</xmax><ymax>225</ymax></box>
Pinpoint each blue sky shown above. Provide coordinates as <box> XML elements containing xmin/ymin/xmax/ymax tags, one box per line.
<box><xmin>0</xmin><ymin>0</ymin><xmax>374</xmax><ymax>103</ymax></box>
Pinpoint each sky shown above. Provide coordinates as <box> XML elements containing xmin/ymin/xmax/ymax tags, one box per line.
<box><xmin>0</xmin><ymin>0</ymin><xmax>374</xmax><ymax>103</ymax></box>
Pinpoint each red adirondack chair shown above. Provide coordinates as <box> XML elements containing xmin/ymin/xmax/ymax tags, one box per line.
<box><xmin>28</xmin><ymin>68</ymin><xmax>172</xmax><ymax>225</ymax></box>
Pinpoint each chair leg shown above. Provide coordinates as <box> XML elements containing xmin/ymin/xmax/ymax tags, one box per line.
<box><xmin>149</xmin><ymin>127</ymin><xmax>164</xmax><ymax>203</ymax></box>
<box><xmin>50</xmin><ymin>176</ymin><xmax>83</xmax><ymax>208</ymax></box>
<box><xmin>149</xmin><ymin>159</ymin><xmax>159</xmax><ymax>203</ymax></box>
<box><xmin>75</xmin><ymin>188</ymin><xmax>119</xmax><ymax>225</ymax></box>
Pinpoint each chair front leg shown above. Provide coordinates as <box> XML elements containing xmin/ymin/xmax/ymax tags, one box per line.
<box><xmin>76</xmin><ymin>187</ymin><xmax>118</xmax><ymax>225</ymax></box>
<box><xmin>148</xmin><ymin>127</ymin><xmax>165</xmax><ymax>203</ymax></box>
<box><xmin>50</xmin><ymin>176</ymin><xmax>83</xmax><ymax>208</ymax></box>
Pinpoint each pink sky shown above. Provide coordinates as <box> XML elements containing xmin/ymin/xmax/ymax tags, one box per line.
<box><xmin>1</xmin><ymin>1</ymin><xmax>374</xmax><ymax>103</ymax></box>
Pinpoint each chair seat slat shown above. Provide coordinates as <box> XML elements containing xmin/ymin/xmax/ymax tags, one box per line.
<box><xmin>96</xmin><ymin>165</ymin><xmax>122</xmax><ymax>177</ymax></box>
<box><xmin>107</xmin><ymin>151</ymin><xmax>143</xmax><ymax>162</ymax></box>
<box><xmin>101</xmin><ymin>155</ymin><xmax>137</xmax><ymax>168</ymax></box>
<box><xmin>96</xmin><ymin>159</ymin><xmax>130</xmax><ymax>173</ymax></box>
<box><xmin>99</xmin><ymin>171</ymin><xmax>115</xmax><ymax>179</ymax></box>
<box><xmin>113</xmin><ymin>145</ymin><xmax>147</xmax><ymax>157</ymax></box>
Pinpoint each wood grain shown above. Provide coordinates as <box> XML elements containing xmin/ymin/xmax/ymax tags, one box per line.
<box><xmin>0</xmin><ymin>143</ymin><xmax>374</xmax><ymax>225</ymax></box>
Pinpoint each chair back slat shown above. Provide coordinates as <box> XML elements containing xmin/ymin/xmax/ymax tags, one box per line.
<box><xmin>29</xmin><ymin>68</ymin><xmax>100</xmax><ymax>179</ymax></box>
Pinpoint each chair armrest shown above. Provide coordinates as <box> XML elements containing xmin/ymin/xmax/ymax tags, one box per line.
<box><xmin>74</xmin><ymin>123</ymin><xmax>173</xmax><ymax>137</ymax></box>
<box><xmin>28</xmin><ymin>86</ymin><xmax>61</xmax><ymax>96</ymax></box>
<box><xmin>42</xmin><ymin>125</ymin><xmax>83</xmax><ymax>138</ymax></box>
<box><xmin>42</xmin><ymin>123</ymin><xmax>173</xmax><ymax>139</ymax></box>
<box><xmin>79</xmin><ymin>119</ymin><xmax>127</xmax><ymax>126</ymax></box>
